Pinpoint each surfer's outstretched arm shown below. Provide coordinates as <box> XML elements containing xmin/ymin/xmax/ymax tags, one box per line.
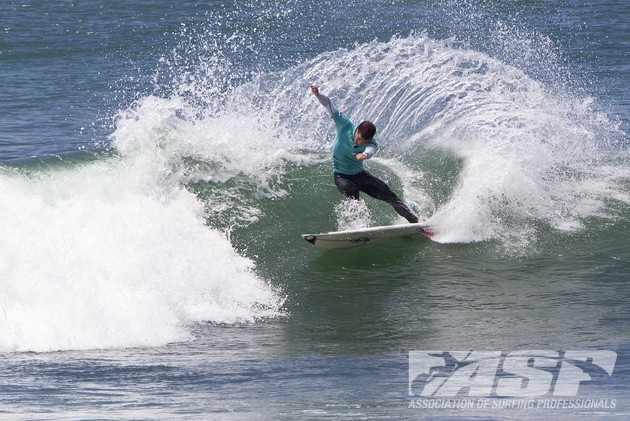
<box><xmin>310</xmin><ymin>85</ymin><xmax>335</xmax><ymax>115</ymax></box>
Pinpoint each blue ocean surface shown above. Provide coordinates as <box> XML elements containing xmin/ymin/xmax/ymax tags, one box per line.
<box><xmin>1</xmin><ymin>1</ymin><xmax>630</xmax><ymax>419</ymax></box>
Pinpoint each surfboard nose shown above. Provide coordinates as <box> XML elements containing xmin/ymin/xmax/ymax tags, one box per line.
<box><xmin>303</xmin><ymin>235</ymin><xmax>316</xmax><ymax>244</ymax></box>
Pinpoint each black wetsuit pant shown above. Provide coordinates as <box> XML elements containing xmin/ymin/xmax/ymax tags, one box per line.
<box><xmin>334</xmin><ymin>171</ymin><xmax>419</xmax><ymax>223</ymax></box>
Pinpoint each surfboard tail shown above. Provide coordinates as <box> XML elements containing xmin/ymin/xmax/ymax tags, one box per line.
<box><xmin>420</xmin><ymin>225</ymin><xmax>435</xmax><ymax>237</ymax></box>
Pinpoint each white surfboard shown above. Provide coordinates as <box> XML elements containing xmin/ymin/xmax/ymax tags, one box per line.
<box><xmin>302</xmin><ymin>223</ymin><xmax>434</xmax><ymax>249</ymax></box>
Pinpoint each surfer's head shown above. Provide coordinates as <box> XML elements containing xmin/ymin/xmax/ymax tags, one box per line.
<box><xmin>354</xmin><ymin>121</ymin><xmax>376</xmax><ymax>144</ymax></box>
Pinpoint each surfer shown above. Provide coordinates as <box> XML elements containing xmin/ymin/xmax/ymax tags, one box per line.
<box><xmin>310</xmin><ymin>85</ymin><xmax>419</xmax><ymax>223</ymax></box>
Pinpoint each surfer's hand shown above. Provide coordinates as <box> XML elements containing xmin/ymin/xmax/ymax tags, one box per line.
<box><xmin>310</xmin><ymin>85</ymin><xmax>319</xmax><ymax>96</ymax></box>
<box><xmin>353</xmin><ymin>153</ymin><xmax>368</xmax><ymax>160</ymax></box>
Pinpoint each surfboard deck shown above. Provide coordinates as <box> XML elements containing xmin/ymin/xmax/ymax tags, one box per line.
<box><xmin>302</xmin><ymin>223</ymin><xmax>434</xmax><ymax>249</ymax></box>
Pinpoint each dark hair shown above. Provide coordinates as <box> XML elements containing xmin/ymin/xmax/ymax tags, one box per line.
<box><xmin>357</xmin><ymin>121</ymin><xmax>376</xmax><ymax>140</ymax></box>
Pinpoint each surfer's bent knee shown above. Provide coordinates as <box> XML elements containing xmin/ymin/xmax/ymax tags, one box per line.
<box><xmin>334</xmin><ymin>173</ymin><xmax>360</xmax><ymax>200</ymax></box>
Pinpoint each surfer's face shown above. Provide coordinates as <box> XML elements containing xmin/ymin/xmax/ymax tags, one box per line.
<box><xmin>354</xmin><ymin>129</ymin><xmax>370</xmax><ymax>145</ymax></box>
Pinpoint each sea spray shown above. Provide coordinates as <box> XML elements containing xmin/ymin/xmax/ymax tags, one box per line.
<box><xmin>112</xmin><ymin>33</ymin><xmax>629</xmax><ymax>251</ymax></box>
<box><xmin>335</xmin><ymin>199</ymin><xmax>373</xmax><ymax>231</ymax></box>
<box><xmin>252</xmin><ymin>34</ymin><xmax>629</xmax><ymax>246</ymax></box>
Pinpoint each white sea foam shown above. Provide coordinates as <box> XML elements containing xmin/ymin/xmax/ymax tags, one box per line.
<box><xmin>0</xmin><ymin>95</ymin><xmax>289</xmax><ymax>353</ymax></box>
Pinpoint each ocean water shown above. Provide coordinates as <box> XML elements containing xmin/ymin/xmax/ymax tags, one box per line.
<box><xmin>1</xmin><ymin>0</ymin><xmax>630</xmax><ymax>419</ymax></box>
